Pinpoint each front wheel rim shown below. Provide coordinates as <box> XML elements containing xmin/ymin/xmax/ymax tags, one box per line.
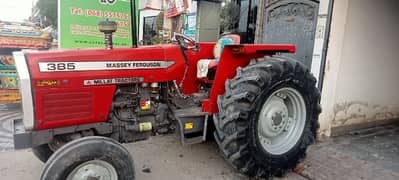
<box><xmin>67</xmin><ymin>160</ymin><xmax>118</xmax><ymax>180</ymax></box>
<box><xmin>257</xmin><ymin>87</ymin><xmax>307</xmax><ymax>155</ymax></box>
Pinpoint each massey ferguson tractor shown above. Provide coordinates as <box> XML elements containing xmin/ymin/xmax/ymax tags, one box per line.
<box><xmin>12</xmin><ymin>20</ymin><xmax>320</xmax><ymax>179</ymax></box>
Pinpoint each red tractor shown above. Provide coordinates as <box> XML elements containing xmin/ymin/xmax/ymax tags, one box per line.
<box><xmin>12</xmin><ymin>22</ymin><xmax>320</xmax><ymax>179</ymax></box>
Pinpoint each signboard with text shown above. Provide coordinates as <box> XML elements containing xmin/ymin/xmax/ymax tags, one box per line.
<box><xmin>184</xmin><ymin>14</ymin><xmax>196</xmax><ymax>39</ymax></box>
<box><xmin>0</xmin><ymin>22</ymin><xmax>51</xmax><ymax>49</ymax></box>
<box><xmin>164</xmin><ymin>0</ymin><xmax>189</xmax><ymax>17</ymax></box>
<box><xmin>59</xmin><ymin>0</ymin><xmax>134</xmax><ymax>49</ymax></box>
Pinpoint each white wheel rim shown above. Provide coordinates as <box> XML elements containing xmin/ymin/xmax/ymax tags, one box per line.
<box><xmin>67</xmin><ymin>160</ymin><xmax>118</xmax><ymax>180</ymax></box>
<box><xmin>257</xmin><ymin>87</ymin><xmax>306</xmax><ymax>155</ymax></box>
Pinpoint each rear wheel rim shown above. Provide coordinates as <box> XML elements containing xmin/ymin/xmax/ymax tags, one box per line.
<box><xmin>257</xmin><ymin>87</ymin><xmax>306</xmax><ymax>155</ymax></box>
<box><xmin>67</xmin><ymin>160</ymin><xmax>118</xmax><ymax>180</ymax></box>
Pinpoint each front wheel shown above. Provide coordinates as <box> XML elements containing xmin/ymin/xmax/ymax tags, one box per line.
<box><xmin>214</xmin><ymin>56</ymin><xmax>321</xmax><ymax>177</ymax></box>
<box><xmin>41</xmin><ymin>136</ymin><xmax>135</xmax><ymax>180</ymax></box>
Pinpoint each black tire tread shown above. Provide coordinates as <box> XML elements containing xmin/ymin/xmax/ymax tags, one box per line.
<box><xmin>41</xmin><ymin>136</ymin><xmax>135</xmax><ymax>180</ymax></box>
<box><xmin>214</xmin><ymin>56</ymin><xmax>321</xmax><ymax>177</ymax></box>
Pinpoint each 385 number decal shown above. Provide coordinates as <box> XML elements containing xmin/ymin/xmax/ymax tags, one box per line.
<box><xmin>46</xmin><ymin>63</ymin><xmax>76</xmax><ymax>71</ymax></box>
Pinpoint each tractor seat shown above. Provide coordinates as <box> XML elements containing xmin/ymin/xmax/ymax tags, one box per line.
<box><xmin>197</xmin><ymin>34</ymin><xmax>240</xmax><ymax>79</ymax></box>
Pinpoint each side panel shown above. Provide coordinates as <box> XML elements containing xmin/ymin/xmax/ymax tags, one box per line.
<box><xmin>182</xmin><ymin>42</ymin><xmax>216</xmax><ymax>94</ymax></box>
<box><xmin>33</xmin><ymin>87</ymin><xmax>116</xmax><ymax>130</ymax></box>
<box><xmin>13</xmin><ymin>52</ymin><xmax>35</xmax><ymax>130</ymax></box>
<box><xmin>26</xmin><ymin>46</ymin><xmax>186</xmax><ymax>130</ymax></box>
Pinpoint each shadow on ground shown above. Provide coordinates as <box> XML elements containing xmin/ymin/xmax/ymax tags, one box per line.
<box><xmin>0</xmin><ymin>105</ymin><xmax>398</xmax><ymax>180</ymax></box>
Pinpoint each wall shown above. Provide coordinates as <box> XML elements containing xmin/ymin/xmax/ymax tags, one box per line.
<box><xmin>319</xmin><ymin>0</ymin><xmax>399</xmax><ymax>136</ymax></box>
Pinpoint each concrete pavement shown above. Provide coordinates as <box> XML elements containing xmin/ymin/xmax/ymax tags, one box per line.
<box><xmin>0</xmin><ymin>108</ymin><xmax>20</xmax><ymax>152</ymax></box>
<box><xmin>0</xmin><ymin>108</ymin><xmax>304</xmax><ymax>180</ymax></box>
<box><xmin>299</xmin><ymin>123</ymin><xmax>399</xmax><ymax>180</ymax></box>
<box><xmin>0</xmin><ymin>135</ymin><xmax>306</xmax><ymax>180</ymax></box>
<box><xmin>0</xmin><ymin>106</ymin><xmax>398</xmax><ymax>180</ymax></box>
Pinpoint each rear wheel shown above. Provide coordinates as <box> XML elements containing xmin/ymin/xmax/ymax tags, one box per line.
<box><xmin>41</xmin><ymin>136</ymin><xmax>135</xmax><ymax>180</ymax></box>
<box><xmin>214</xmin><ymin>56</ymin><xmax>321</xmax><ymax>177</ymax></box>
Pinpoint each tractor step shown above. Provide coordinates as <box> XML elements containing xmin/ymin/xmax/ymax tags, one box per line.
<box><xmin>173</xmin><ymin>107</ymin><xmax>209</xmax><ymax>145</ymax></box>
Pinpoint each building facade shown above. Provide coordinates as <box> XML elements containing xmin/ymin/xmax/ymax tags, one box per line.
<box><xmin>256</xmin><ymin>0</ymin><xmax>399</xmax><ymax>137</ymax></box>
<box><xmin>316</xmin><ymin>0</ymin><xmax>399</xmax><ymax>136</ymax></box>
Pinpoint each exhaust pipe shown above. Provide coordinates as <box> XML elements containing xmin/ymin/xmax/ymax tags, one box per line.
<box><xmin>98</xmin><ymin>19</ymin><xmax>117</xmax><ymax>50</ymax></box>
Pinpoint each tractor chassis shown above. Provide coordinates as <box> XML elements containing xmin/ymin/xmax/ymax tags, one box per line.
<box><xmin>13</xmin><ymin>118</ymin><xmax>112</xmax><ymax>149</ymax></box>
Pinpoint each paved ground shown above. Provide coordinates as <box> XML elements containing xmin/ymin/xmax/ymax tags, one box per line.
<box><xmin>0</xmin><ymin>105</ymin><xmax>398</xmax><ymax>180</ymax></box>
<box><xmin>299</xmin><ymin>123</ymin><xmax>399</xmax><ymax>180</ymax></box>
<box><xmin>0</xmin><ymin>107</ymin><xmax>21</xmax><ymax>152</ymax></box>
<box><xmin>0</xmin><ymin>135</ymin><xmax>305</xmax><ymax>180</ymax></box>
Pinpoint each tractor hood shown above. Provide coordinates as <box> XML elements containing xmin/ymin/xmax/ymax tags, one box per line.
<box><xmin>13</xmin><ymin>45</ymin><xmax>187</xmax><ymax>130</ymax></box>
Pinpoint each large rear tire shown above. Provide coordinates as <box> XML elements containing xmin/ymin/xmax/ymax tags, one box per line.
<box><xmin>32</xmin><ymin>144</ymin><xmax>53</xmax><ymax>163</ymax></box>
<box><xmin>41</xmin><ymin>136</ymin><xmax>135</xmax><ymax>180</ymax></box>
<box><xmin>214</xmin><ymin>56</ymin><xmax>321</xmax><ymax>177</ymax></box>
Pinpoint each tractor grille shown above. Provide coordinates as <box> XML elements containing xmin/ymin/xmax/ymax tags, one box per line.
<box><xmin>42</xmin><ymin>91</ymin><xmax>93</xmax><ymax>121</ymax></box>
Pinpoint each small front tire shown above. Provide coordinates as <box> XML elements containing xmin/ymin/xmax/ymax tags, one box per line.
<box><xmin>41</xmin><ymin>136</ymin><xmax>135</xmax><ymax>180</ymax></box>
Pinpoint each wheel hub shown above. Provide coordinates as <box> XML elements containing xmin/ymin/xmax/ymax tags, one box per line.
<box><xmin>259</xmin><ymin>98</ymin><xmax>289</xmax><ymax>138</ymax></box>
<box><xmin>272</xmin><ymin>112</ymin><xmax>283</xmax><ymax>126</ymax></box>
<box><xmin>67</xmin><ymin>160</ymin><xmax>118</xmax><ymax>180</ymax></box>
<box><xmin>257</xmin><ymin>87</ymin><xmax>306</xmax><ymax>155</ymax></box>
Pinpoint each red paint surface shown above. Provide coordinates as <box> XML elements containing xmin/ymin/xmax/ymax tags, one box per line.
<box><xmin>202</xmin><ymin>44</ymin><xmax>295</xmax><ymax>113</ymax></box>
<box><xmin>25</xmin><ymin>43</ymin><xmax>294</xmax><ymax>130</ymax></box>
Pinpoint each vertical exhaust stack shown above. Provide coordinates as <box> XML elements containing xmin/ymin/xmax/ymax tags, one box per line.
<box><xmin>98</xmin><ymin>19</ymin><xmax>117</xmax><ymax>50</ymax></box>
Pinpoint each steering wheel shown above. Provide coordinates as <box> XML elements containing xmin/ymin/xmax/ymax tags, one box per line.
<box><xmin>174</xmin><ymin>33</ymin><xmax>198</xmax><ymax>51</ymax></box>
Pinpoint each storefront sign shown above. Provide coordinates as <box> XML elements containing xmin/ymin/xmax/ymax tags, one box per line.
<box><xmin>0</xmin><ymin>28</ymin><xmax>44</xmax><ymax>38</ymax></box>
<box><xmin>0</xmin><ymin>22</ymin><xmax>51</xmax><ymax>48</ymax></box>
<box><xmin>0</xmin><ymin>23</ymin><xmax>48</xmax><ymax>37</ymax></box>
<box><xmin>184</xmin><ymin>14</ymin><xmax>196</xmax><ymax>38</ymax></box>
<box><xmin>164</xmin><ymin>0</ymin><xmax>189</xmax><ymax>17</ymax></box>
<box><xmin>0</xmin><ymin>36</ymin><xmax>49</xmax><ymax>49</ymax></box>
<box><xmin>59</xmin><ymin>0</ymin><xmax>136</xmax><ymax>49</ymax></box>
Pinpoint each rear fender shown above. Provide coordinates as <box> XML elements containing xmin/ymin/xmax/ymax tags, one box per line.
<box><xmin>202</xmin><ymin>44</ymin><xmax>295</xmax><ymax>114</ymax></box>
